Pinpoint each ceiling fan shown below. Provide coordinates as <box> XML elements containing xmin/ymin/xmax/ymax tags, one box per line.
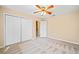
<box><xmin>34</xmin><ymin>5</ymin><xmax>55</xmax><ymax>16</ymax></box>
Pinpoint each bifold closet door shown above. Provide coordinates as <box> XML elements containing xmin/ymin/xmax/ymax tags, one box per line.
<box><xmin>5</xmin><ymin>15</ymin><xmax>21</xmax><ymax>46</ymax></box>
<box><xmin>22</xmin><ymin>19</ymin><xmax>32</xmax><ymax>41</ymax></box>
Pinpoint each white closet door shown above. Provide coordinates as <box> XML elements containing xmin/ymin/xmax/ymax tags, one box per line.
<box><xmin>22</xmin><ymin>18</ymin><xmax>32</xmax><ymax>41</ymax></box>
<box><xmin>40</xmin><ymin>20</ymin><xmax>47</xmax><ymax>37</ymax></box>
<box><xmin>5</xmin><ymin>15</ymin><xmax>21</xmax><ymax>46</ymax></box>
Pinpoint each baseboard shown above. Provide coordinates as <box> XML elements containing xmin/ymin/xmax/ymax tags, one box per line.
<box><xmin>48</xmin><ymin>37</ymin><xmax>79</xmax><ymax>45</ymax></box>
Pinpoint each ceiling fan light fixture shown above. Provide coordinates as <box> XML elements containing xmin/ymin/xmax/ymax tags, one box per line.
<box><xmin>34</xmin><ymin>5</ymin><xmax>55</xmax><ymax>16</ymax></box>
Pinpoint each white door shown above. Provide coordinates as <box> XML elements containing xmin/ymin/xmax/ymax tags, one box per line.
<box><xmin>5</xmin><ymin>15</ymin><xmax>21</xmax><ymax>46</ymax></box>
<box><xmin>40</xmin><ymin>20</ymin><xmax>47</xmax><ymax>37</ymax></box>
<box><xmin>22</xmin><ymin>18</ymin><xmax>32</xmax><ymax>41</ymax></box>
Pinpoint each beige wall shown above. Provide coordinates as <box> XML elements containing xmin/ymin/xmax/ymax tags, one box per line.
<box><xmin>47</xmin><ymin>11</ymin><xmax>79</xmax><ymax>44</ymax></box>
<box><xmin>0</xmin><ymin>13</ymin><xmax>4</xmax><ymax>48</ymax></box>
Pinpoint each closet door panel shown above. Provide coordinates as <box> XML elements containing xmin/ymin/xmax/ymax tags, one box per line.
<box><xmin>5</xmin><ymin>15</ymin><xmax>21</xmax><ymax>46</ymax></box>
<box><xmin>22</xmin><ymin>19</ymin><xmax>32</xmax><ymax>41</ymax></box>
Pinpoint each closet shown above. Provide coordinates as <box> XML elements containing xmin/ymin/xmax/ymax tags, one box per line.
<box><xmin>5</xmin><ymin>15</ymin><xmax>21</xmax><ymax>46</ymax></box>
<box><xmin>4</xmin><ymin>14</ymin><xmax>33</xmax><ymax>46</ymax></box>
<box><xmin>21</xmin><ymin>18</ymin><xmax>33</xmax><ymax>41</ymax></box>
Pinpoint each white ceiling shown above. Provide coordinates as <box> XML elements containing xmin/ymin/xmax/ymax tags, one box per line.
<box><xmin>2</xmin><ymin>5</ymin><xmax>79</xmax><ymax>18</ymax></box>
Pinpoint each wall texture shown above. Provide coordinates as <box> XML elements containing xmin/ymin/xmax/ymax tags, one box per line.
<box><xmin>47</xmin><ymin>11</ymin><xmax>79</xmax><ymax>45</ymax></box>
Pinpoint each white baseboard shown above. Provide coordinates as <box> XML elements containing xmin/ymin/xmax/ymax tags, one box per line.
<box><xmin>48</xmin><ymin>37</ymin><xmax>79</xmax><ymax>45</ymax></box>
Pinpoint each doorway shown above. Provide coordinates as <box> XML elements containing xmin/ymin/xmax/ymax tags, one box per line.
<box><xmin>36</xmin><ymin>20</ymin><xmax>47</xmax><ymax>37</ymax></box>
<box><xmin>36</xmin><ymin>20</ymin><xmax>40</xmax><ymax>37</ymax></box>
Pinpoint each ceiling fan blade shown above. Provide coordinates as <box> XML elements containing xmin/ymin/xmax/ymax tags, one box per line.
<box><xmin>46</xmin><ymin>5</ymin><xmax>54</xmax><ymax>10</ymax></box>
<box><xmin>45</xmin><ymin>10</ymin><xmax>52</xmax><ymax>14</ymax></box>
<box><xmin>35</xmin><ymin>5</ymin><xmax>42</xmax><ymax>9</ymax></box>
<box><xmin>34</xmin><ymin>11</ymin><xmax>42</xmax><ymax>13</ymax></box>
